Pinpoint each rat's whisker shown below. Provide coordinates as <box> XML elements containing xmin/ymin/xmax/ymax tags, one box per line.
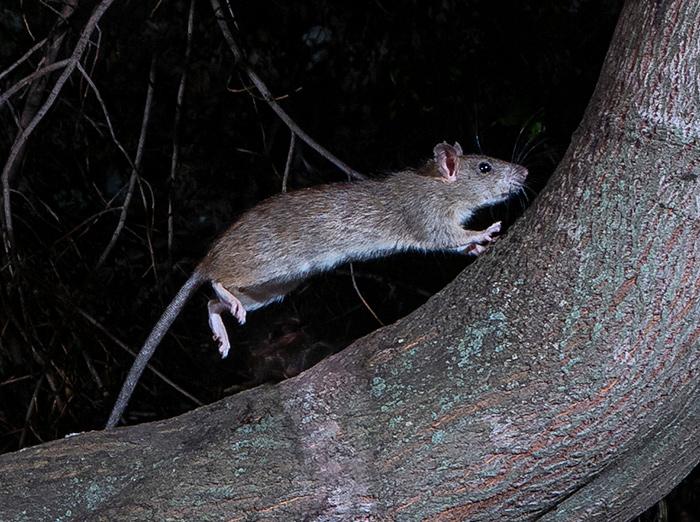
<box><xmin>512</xmin><ymin>109</ymin><xmax>544</xmax><ymax>163</ymax></box>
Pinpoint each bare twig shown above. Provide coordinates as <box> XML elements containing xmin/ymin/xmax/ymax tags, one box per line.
<box><xmin>282</xmin><ymin>131</ymin><xmax>295</xmax><ymax>192</ymax></box>
<box><xmin>37</xmin><ymin>0</ymin><xmax>65</xmax><ymax>18</ymax></box>
<box><xmin>334</xmin><ymin>268</ymin><xmax>433</xmax><ymax>298</ymax></box>
<box><xmin>140</xmin><ymin>193</ymin><xmax>159</xmax><ymax>282</ymax></box>
<box><xmin>19</xmin><ymin>375</ymin><xmax>44</xmax><ymax>449</ymax></box>
<box><xmin>349</xmin><ymin>263</ymin><xmax>384</xmax><ymax>327</ymax></box>
<box><xmin>82</xmin><ymin>350</ymin><xmax>105</xmax><ymax>389</ymax></box>
<box><xmin>79</xmin><ymin>26</ymin><xmax>101</xmax><ymax>106</ymax></box>
<box><xmin>76</xmin><ymin>308</ymin><xmax>203</xmax><ymax>407</ymax></box>
<box><xmin>74</xmin><ymin>62</ymin><xmax>136</xmax><ymax>172</ymax></box>
<box><xmin>21</xmin><ymin>11</ymin><xmax>36</xmax><ymax>42</ymax></box>
<box><xmin>0</xmin><ymin>374</ymin><xmax>32</xmax><ymax>387</ymax></box>
<box><xmin>149</xmin><ymin>0</ymin><xmax>166</xmax><ymax>18</ymax></box>
<box><xmin>0</xmin><ymin>37</ymin><xmax>47</xmax><ymax>83</ymax></box>
<box><xmin>1</xmin><ymin>0</ymin><xmax>115</xmax><ymax>256</ymax></box>
<box><xmin>0</xmin><ymin>60</ymin><xmax>71</xmax><ymax>109</ymax></box>
<box><xmin>209</xmin><ymin>0</ymin><xmax>365</xmax><ymax>181</ymax></box>
<box><xmin>5</xmin><ymin>0</ymin><xmax>78</xmax><ymax>182</ymax></box>
<box><xmin>168</xmin><ymin>0</ymin><xmax>196</xmax><ymax>262</ymax></box>
<box><xmin>95</xmin><ymin>56</ymin><xmax>156</xmax><ymax>270</ymax></box>
<box><xmin>53</xmin><ymin>207</ymin><xmax>120</xmax><ymax>246</ymax></box>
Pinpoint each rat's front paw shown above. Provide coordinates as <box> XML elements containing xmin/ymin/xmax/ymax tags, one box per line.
<box><xmin>481</xmin><ymin>221</ymin><xmax>501</xmax><ymax>243</ymax></box>
<box><xmin>460</xmin><ymin>222</ymin><xmax>502</xmax><ymax>256</ymax></box>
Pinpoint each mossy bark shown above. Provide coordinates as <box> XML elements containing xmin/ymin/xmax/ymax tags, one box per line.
<box><xmin>1</xmin><ymin>0</ymin><xmax>699</xmax><ymax>520</ymax></box>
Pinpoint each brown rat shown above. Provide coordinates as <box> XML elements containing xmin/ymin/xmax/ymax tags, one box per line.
<box><xmin>106</xmin><ymin>141</ymin><xmax>528</xmax><ymax>427</ymax></box>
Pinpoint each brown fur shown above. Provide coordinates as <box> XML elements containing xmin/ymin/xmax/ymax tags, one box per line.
<box><xmin>199</xmin><ymin>154</ymin><xmax>527</xmax><ymax>306</ymax></box>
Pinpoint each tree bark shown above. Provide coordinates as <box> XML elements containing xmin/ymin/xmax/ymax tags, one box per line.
<box><xmin>1</xmin><ymin>0</ymin><xmax>698</xmax><ymax>520</ymax></box>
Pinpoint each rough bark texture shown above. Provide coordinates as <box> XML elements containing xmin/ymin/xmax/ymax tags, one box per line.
<box><xmin>1</xmin><ymin>0</ymin><xmax>698</xmax><ymax>520</ymax></box>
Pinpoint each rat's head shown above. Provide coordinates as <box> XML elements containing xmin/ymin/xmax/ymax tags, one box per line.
<box><xmin>433</xmin><ymin>142</ymin><xmax>528</xmax><ymax>205</ymax></box>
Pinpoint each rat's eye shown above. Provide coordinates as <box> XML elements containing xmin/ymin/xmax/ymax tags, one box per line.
<box><xmin>478</xmin><ymin>162</ymin><xmax>492</xmax><ymax>174</ymax></box>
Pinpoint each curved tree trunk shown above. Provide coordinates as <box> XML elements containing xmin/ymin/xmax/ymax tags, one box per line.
<box><xmin>1</xmin><ymin>0</ymin><xmax>698</xmax><ymax>520</ymax></box>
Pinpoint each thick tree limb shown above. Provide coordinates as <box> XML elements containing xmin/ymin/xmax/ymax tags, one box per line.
<box><xmin>540</xmin><ymin>384</ymin><xmax>699</xmax><ymax>521</ymax></box>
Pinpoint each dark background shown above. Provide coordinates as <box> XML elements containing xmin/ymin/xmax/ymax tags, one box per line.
<box><xmin>0</xmin><ymin>0</ymin><xmax>696</xmax><ymax>518</ymax></box>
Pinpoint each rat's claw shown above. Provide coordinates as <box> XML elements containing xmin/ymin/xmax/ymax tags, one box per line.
<box><xmin>208</xmin><ymin>299</ymin><xmax>232</xmax><ymax>358</ymax></box>
<box><xmin>465</xmin><ymin>243</ymin><xmax>488</xmax><ymax>256</ymax></box>
<box><xmin>218</xmin><ymin>337</ymin><xmax>231</xmax><ymax>358</ymax></box>
<box><xmin>212</xmin><ymin>332</ymin><xmax>231</xmax><ymax>358</ymax></box>
<box><xmin>230</xmin><ymin>301</ymin><xmax>247</xmax><ymax>325</ymax></box>
<box><xmin>458</xmin><ymin>221</ymin><xmax>502</xmax><ymax>256</ymax></box>
<box><xmin>485</xmin><ymin>221</ymin><xmax>501</xmax><ymax>239</ymax></box>
<box><xmin>478</xmin><ymin>221</ymin><xmax>502</xmax><ymax>243</ymax></box>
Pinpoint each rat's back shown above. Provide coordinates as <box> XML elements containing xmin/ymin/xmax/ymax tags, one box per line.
<box><xmin>199</xmin><ymin>178</ymin><xmax>412</xmax><ymax>289</ymax></box>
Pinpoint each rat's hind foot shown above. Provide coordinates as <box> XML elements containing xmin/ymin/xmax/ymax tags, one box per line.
<box><xmin>465</xmin><ymin>243</ymin><xmax>488</xmax><ymax>256</ymax></box>
<box><xmin>212</xmin><ymin>281</ymin><xmax>247</xmax><ymax>324</ymax></box>
<box><xmin>208</xmin><ymin>299</ymin><xmax>232</xmax><ymax>358</ymax></box>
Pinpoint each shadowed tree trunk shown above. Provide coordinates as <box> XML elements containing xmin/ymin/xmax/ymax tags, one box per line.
<box><xmin>0</xmin><ymin>0</ymin><xmax>698</xmax><ymax>519</ymax></box>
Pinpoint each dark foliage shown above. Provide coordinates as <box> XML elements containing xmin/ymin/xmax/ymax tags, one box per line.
<box><xmin>0</xmin><ymin>1</ymin><xmax>696</xmax><ymax>518</ymax></box>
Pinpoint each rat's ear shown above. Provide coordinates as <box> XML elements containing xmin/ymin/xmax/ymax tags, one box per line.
<box><xmin>433</xmin><ymin>141</ymin><xmax>462</xmax><ymax>182</ymax></box>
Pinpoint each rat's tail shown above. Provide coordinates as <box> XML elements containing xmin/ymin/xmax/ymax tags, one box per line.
<box><xmin>106</xmin><ymin>271</ymin><xmax>205</xmax><ymax>428</ymax></box>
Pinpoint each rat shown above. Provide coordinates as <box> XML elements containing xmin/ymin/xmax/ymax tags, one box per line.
<box><xmin>105</xmin><ymin>141</ymin><xmax>528</xmax><ymax>428</ymax></box>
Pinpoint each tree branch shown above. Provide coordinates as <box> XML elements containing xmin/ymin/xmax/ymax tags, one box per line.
<box><xmin>0</xmin><ymin>60</ymin><xmax>71</xmax><ymax>109</ymax></box>
<box><xmin>208</xmin><ymin>0</ymin><xmax>365</xmax><ymax>181</ymax></box>
<box><xmin>76</xmin><ymin>308</ymin><xmax>203</xmax><ymax>408</ymax></box>
<box><xmin>167</xmin><ymin>0</ymin><xmax>196</xmax><ymax>263</ymax></box>
<box><xmin>281</xmin><ymin>130</ymin><xmax>295</xmax><ymax>192</ymax></box>
<box><xmin>74</xmin><ymin>62</ymin><xmax>135</xmax><ymax>172</ymax></box>
<box><xmin>95</xmin><ymin>55</ymin><xmax>156</xmax><ymax>270</ymax></box>
<box><xmin>0</xmin><ymin>37</ymin><xmax>47</xmax><ymax>83</ymax></box>
<box><xmin>1</xmin><ymin>0</ymin><xmax>115</xmax><ymax>255</ymax></box>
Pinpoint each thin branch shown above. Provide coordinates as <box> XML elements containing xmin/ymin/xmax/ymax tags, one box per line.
<box><xmin>282</xmin><ymin>130</ymin><xmax>295</xmax><ymax>192</ymax></box>
<box><xmin>76</xmin><ymin>308</ymin><xmax>203</xmax><ymax>407</ymax></box>
<box><xmin>21</xmin><ymin>11</ymin><xmax>37</xmax><ymax>42</ymax></box>
<box><xmin>6</xmin><ymin>0</ymin><xmax>79</xmax><ymax>181</ymax></box>
<box><xmin>0</xmin><ymin>374</ymin><xmax>32</xmax><ymax>387</ymax></box>
<box><xmin>18</xmin><ymin>375</ymin><xmax>44</xmax><ymax>449</ymax></box>
<box><xmin>208</xmin><ymin>0</ymin><xmax>365</xmax><ymax>181</ymax></box>
<box><xmin>168</xmin><ymin>0</ymin><xmax>196</xmax><ymax>262</ymax></box>
<box><xmin>37</xmin><ymin>0</ymin><xmax>65</xmax><ymax>18</ymax></box>
<box><xmin>1</xmin><ymin>0</ymin><xmax>115</xmax><ymax>256</ymax></box>
<box><xmin>0</xmin><ymin>60</ymin><xmax>71</xmax><ymax>109</ymax></box>
<box><xmin>138</xmin><ymin>175</ymin><xmax>159</xmax><ymax>282</ymax></box>
<box><xmin>0</xmin><ymin>37</ymin><xmax>48</xmax><ymax>83</ymax></box>
<box><xmin>74</xmin><ymin>62</ymin><xmax>136</xmax><ymax>171</ymax></box>
<box><xmin>334</xmin><ymin>268</ymin><xmax>433</xmax><ymax>298</ymax></box>
<box><xmin>95</xmin><ymin>55</ymin><xmax>156</xmax><ymax>270</ymax></box>
<box><xmin>349</xmin><ymin>263</ymin><xmax>384</xmax><ymax>327</ymax></box>
<box><xmin>52</xmin><ymin>207</ymin><xmax>120</xmax><ymax>245</ymax></box>
<box><xmin>79</xmin><ymin>26</ymin><xmax>102</xmax><ymax>106</ymax></box>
